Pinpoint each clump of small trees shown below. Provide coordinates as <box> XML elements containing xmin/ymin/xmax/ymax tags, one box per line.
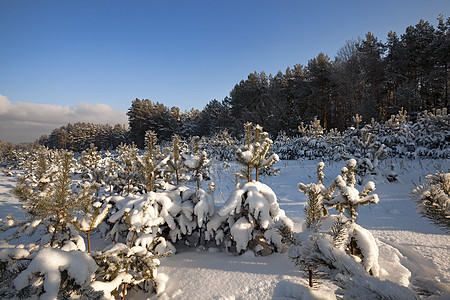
<box><xmin>411</xmin><ymin>171</ymin><xmax>450</xmax><ymax>233</ymax></box>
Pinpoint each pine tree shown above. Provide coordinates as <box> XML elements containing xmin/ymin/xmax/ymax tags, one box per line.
<box><xmin>298</xmin><ymin>162</ymin><xmax>328</xmax><ymax>230</ymax></box>
<box><xmin>137</xmin><ymin>130</ymin><xmax>166</xmax><ymax>192</ymax></box>
<box><xmin>80</xmin><ymin>143</ymin><xmax>104</xmax><ymax>199</ymax></box>
<box><xmin>116</xmin><ymin>143</ymin><xmax>139</xmax><ymax>195</ymax></box>
<box><xmin>207</xmin><ymin>129</ymin><xmax>236</xmax><ymax>161</ymax></box>
<box><xmin>411</xmin><ymin>171</ymin><xmax>450</xmax><ymax>232</ymax></box>
<box><xmin>13</xmin><ymin>151</ymin><xmax>97</xmax><ymax>247</ymax></box>
<box><xmin>72</xmin><ymin>201</ymin><xmax>111</xmax><ymax>253</ymax></box>
<box><xmin>353</xmin><ymin>129</ymin><xmax>387</xmax><ymax>183</ymax></box>
<box><xmin>184</xmin><ymin>136</ymin><xmax>210</xmax><ymax>189</ymax></box>
<box><xmin>296</xmin><ymin>162</ymin><xmax>329</xmax><ymax>287</ymax></box>
<box><xmin>104</xmin><ymin>151</ymin><xmax>119</xmax><ymax>196</ymax></box>
<box><xmin>235</xmin><ymin>122</ymin><xmax>279</xmax><ymax>182</ymax></box>
<box><xmin>353</xmin><ymin>114</ymin><xmax>363</xmax><ymax>130</ymax></box>
<box><xmin>324</xmin><ymin>159</ymin><xmax>379</xmax><ymax>223</ymax></box>
<box><xmin>283</xmin><ymin>160</ymin><xmax>386</xmax><ymax>290</ymax></box>
<box><xmin>92</xmin><ymin>240</ymin><xmax>171</xmax><ymax>299</ymax></box>
<box><xmin>11</xmin><ymin>248</ymin><xmax>100</xmax><ymax>299</ymax></box>
<box><xmin>97</xmin><ymin>191</ymin><xmax>174</xmax><ymax>299</ymax></box>
<box><xmin>165</xmin><ymin>134</ymin><xmax>186</xmax><ymax>185</ymax></box>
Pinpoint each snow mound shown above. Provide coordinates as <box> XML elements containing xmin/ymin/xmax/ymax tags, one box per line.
<box><xmin>14</xmin><ymin>248</ymin><xmax>97</xmax><ymax>300</ymax></box>
<box><xmin>273</xmin><ymin>280</ymin><xmax>336</xmax><ymax>300</ymax></box>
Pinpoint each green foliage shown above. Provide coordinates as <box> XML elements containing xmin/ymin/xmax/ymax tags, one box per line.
<box><xmin>93</xmin><ymin>243</ymin><xmax>172</xmax><ymax>299</ymax></box>
<box><xmin>137</xmin><ymin>130</ymin><xmax>166</xmax><ymax>192</ymax></box>
<box><xmin>116</xmin><ymin>143</ymin><xmax>140</xmax><ymax>195</ymax></box>
<box><xmin>323</xmin><ymin>159</ymin><xmax>379</xmax><ymax>223</ymax></box>
<box><xmin>298</xmin><ymin>162</ymin><xmax>327</xmax><ymax>229</ymax></box>
<box><xmin>165</xmin><ymin>134</ymin><xmax>186</xmax><ymax>185</ymax></box>
<box><xmin>236</xmin><ymin>122</ymin><xmax>279</xmax><ymax>182</ymax></box>
<box><xmin>13</xmin><ymin>150</ymin><xmax>97</xmax><ymax>247</ymax></box>
<box><xmin>298</xmin><ymin>182</ymin><xmax>325</xmax><ymax>230</ymax></box>
<box><xmin>184</xmin><ymin>136</ymin><xmax>210</xmax><ymax>189</ymax></box>
<box><xmin>72</xmin><ymin>201</ymin><xmax>110</xmax><ymax>253</ymax></box>
<box><xmin>298</xmin><ymin>162</ymin><xmax>329</xmax><ymax>230</ymax></box>
<box><xmin>39</xmin><ymin>122</ymin><xmax>129</xmax><ymax>152</ymax></box>
<box><xmin>412</xmin><ymin>171</ymin><xmax>450</xmax><ymax>233</ymax></box>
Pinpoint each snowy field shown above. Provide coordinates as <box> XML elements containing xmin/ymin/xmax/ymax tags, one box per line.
<box><xmin>1</xmin><ymin>158</ymin><xmax>449</xmax><ymax>299</ymax></box>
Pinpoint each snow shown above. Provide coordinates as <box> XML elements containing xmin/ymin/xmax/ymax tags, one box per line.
<box><xmin>346</xmin><ymin>158</ymin><xmax>357</xmax><ymax>168</ymax></box>
<box><xmin>348</xmin><ymin>222</ymin><xmax>380</xmax><ymax>276</ymax></box>
<box><xmin>237</xmin><ymin>149</ymin><xmax>253</xmax><ymax>163</ymax></box>
<box><xmin>14</xmin><ymin>248</ymin><xmax>97</xmax><ymax>300</ymax></box>
<box><xmin>0</xmin><ymin>247</ymin><xmax>30</xmax><ymax>261</ymax></box>
<box><xmin>230</xmin><ymin>217</ymin><xmax>254</xmax><ymax>253</ymax></box>
<box><xmin>156</xmin><ymin>159</ymin><xmax>450</xmax><ymax>299</ymax></box>
<box><xmin>1</xmin><ymin>158</ymin><xmax>449</xmax><ymax>299</ymax></box>
<box><xmin>193</xmin><ymin>188</ymin><xmax>215</xmax><ymax>227</ymax></box>
<box><xmin>246</xmin><ymin>185</ymin><xmax>271</xmax><ymax>228</ymax></box>
<box><xmin>91</xmin><ymin>272</ymin><xmax>133</xmax><ymax>300</ymax></box>
<box><xmin>272</xmin><ymin>280</ymin><xmax>337</xmax><ymax>300</ymax></box>
<box><xmin>156</xmin><ymin>250</ymin><xmax>305</xmax><ymax>300</ymax></box>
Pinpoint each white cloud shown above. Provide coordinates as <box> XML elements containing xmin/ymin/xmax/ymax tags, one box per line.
<box><xmin>0</xmin><ymin>95</ymin><xmax>128</xmax><ymax>144</ymax></box>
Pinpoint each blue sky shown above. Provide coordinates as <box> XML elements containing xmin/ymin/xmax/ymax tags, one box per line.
<box><xmin>0</xmin><ymin>0</ymin><xmax>449</xmax><ymax>143</ymax></box>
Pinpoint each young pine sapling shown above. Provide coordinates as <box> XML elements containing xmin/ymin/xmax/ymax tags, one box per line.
<box><xmin>235</xmin><ymin>122</ymin><xmax>279</xmax><ymax>182</ymax></box>
<box><xmin>13</xmin><ymin>151</ymin><xmax>98</xmax><ymax>248</ymax></box>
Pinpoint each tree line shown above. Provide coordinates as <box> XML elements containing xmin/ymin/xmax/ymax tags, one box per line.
<box><xmin>37</xmin><ymin>123</ymin><xmax>129</xmax><ymax>152</ymax></box>
<box><xmin>35</xmin><ymin>16</ymin><xmax>449</xmax><ymax>150</ymax></box>
<box><xmin>127</xmin><ymin>16</ymin><xmax>449</xmax><ymax>146</ymax></box>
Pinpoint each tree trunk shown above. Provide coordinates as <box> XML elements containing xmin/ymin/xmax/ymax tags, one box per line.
<box><xmin>121</xmin><ymin>231</ymin><xmax>137</xmax><ymax>300</ymax></box>
<box><xmin>87</xmin><ymin>231</ymin><xmax>91</xmax><ymax>253</ymax></box>
<box><xmin>50</xmin><ymin>214</ymin><xmax>61</xmax><ymax>247</ymax></box>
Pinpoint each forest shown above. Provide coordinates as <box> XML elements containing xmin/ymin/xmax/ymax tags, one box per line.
<box><xmin>0</xmin><ymin>15</ymin><xmax>447</xmax><ymax>154</ymax></box>
<box><xmin>23</xmin><ymin>16</ymin><xmax>449</xmax><ymax>152</ymax></box>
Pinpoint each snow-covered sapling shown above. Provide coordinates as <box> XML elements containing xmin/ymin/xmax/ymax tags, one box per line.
<box><xmin>353</xmin><ymin>113</ymin><xmax>362</xmax><ymax>130</ymax></box>
<box><xmin>298</xmin><ymin>122</ymin><xmax>308</xmax><ymax>137</ymax></box>
<box><xmin>165</xmin><ymin>134</ymin><xmax>186</xmax><ymax>185</ymax></box>
<box><xmin>382</xmin><ymin>163</ymin><xmax>399</xmax><ymax>183</ymax></box>
<box><xmin>0</xmin><ymin>247</ymin><xmax>30</xmax><ymax>298</ymax></box>
<box><xmin>105</xmin><ymin>193</ymin><xmax>174</xmax><ymax>251</ymax></box>
<box><xmin>353</xmin><ymin>129</ymin><xmax>387</xmax><ymax>183</ymax></box>
<box><xmin>177</xmin><ymin>183</ymin><xmax>216</xmax><ymax>246</ymax></box>
<box><xmin>295</xmin><ymin>160</ymin><xmax>381</xmax><ymax>277</ymax></box>
<box><xmin>116</xmin><ymin>143</ymin><xmax>139</xmax><ymax>195</ymax></box>
<box><xmin>324</xmin><ymin>159</ymin><xmax>379</xmax><ymax>223</ymax></box>
<box><xmin>308</xmin><ymin>117</ymin><xmax>324</xmax><ymax>138</ymax></box>
<box><xmin>92</xmin><ymin>242</ymin><xmax>171</xmax><ymax>300</ymax></box>
<box><xmin>73</xmin><ymin>200</ymin><xmax>111</xmax><ymax>253</ymax></box>
<box><xmin>411</xmin><ymin>171</ymin><xmax>450</xmax><ymax>233</ymax></box>
<box><xmin>18</xmin><ymin>146</ymin><xmax>57</xmax><ymax>193</ymax></box>
<box><xmin>104</xmin><ymin>151</ymin><xmax>119</xmax><ymax>196</ymax></box>
<box><xmin>137</xmin><ymin>131</ymin><xmax>166</xmax><ymax>193</ymax></box>
<box><xmin>185</xmin><ymin>136</ymin><xmax>210</xmax><ymax>189</ymax></box>
<box><xmin>80</xmin><ymin>143</ymin><xmax>104</xmax><ymax>199</ymax></box>
<box><xmin>12</xmin><ymin>248</ymin><xmax>100</xmax><ymax>300</ymax></box>
<box><xmin>207</xmin><ymin>181</ymin><xmax>292</xmax><ymax>255</ymax></box>
<box><xmin>320</xmin><ymin>159</ymin><xmax>379</xmax><ymax>264</ymax></box>
<box><xmin>96</xmin><ymin>191</ymin><xmax>174</xmax><ymax>299</ymax></box>
<box><xmin>236</xmin><ymin>122</ymin><xmax>279</xmax><ymax>182</ymax></box>
<box><xmin>295</xmin><ymin>162</ymin><xmax>332</xmax><ymax>287</ymax></box>
<box><xmin>297</xmin><ymin>162</ymin><xmax>328</xmax><ymax>230</ymax></box>
<box><xmin>13</xmin><ymin>151</ymin><xmax>97</xmax><ymax>247</ymax></box>
<box><xmin>206</xmin><ymin>129</ymin><xmax>237</xmax><ymax>161</ymax></box>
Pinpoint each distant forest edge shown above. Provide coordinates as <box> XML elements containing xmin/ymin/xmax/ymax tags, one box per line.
<box><xmin>4</xmin><ymin>16</ymin><xmax>450</xmax><ymax>152</ymax></box>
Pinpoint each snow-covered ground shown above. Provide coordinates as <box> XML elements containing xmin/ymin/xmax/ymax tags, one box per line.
<box><xmin>1</xmin><ymin>158</ymin><xmax>449</xmax><ymax>299</ymax></box>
